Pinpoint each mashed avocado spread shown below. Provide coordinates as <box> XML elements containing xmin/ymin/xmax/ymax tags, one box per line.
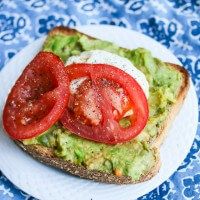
<box><xmin>23</xmin><ymin>33</ymin><xmax>182</xmax><ymax>180</ymax></box>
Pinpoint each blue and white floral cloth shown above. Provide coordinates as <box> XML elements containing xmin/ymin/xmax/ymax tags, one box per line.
<box><xmin>0</xmin><ymin>0</ymin><xmax>199</xmax><ymax>199</ymax></box>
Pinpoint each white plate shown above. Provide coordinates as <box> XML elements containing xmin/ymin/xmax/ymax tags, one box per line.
<box><xmin>0</xmin><ymin>25</ymin><xmax>198</xmax><ymax>200</ymax></box>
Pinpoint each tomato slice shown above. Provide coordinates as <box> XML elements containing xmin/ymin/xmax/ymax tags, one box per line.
<box><xmin>69</xmin><ymin>79</ymin><xmax>102</xmax><ymax>126</ymax></box>
<box><xmin>61</xmin><ymin>63</ymin><xmax>149</xmax><ymax>144</ymax></box>
<box><xmin>3</xmin><ymin>52</ymin><xmax>70</xmax><ymax>139</ymax></box>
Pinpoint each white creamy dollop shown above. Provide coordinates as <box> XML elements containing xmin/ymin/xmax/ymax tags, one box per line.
<box><xmin>66</xmin><ymin>50</ymin><xmax>149</xmax><ymax>98</ymax></box>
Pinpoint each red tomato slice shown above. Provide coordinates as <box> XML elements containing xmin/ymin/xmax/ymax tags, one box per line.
<box><xmin>100</xmin><ymin>79</ymin><xmax>133</xmax><ymax>120</ymax></box>
<box><xmin>3</xmin><ymin>52</ymin><xmax>70</xmax><ymax>139</ymax></box>
<box><xmin>69</xmin><ymin>79</ymin><xmax>102</xmax><ymax>126</ymax></box>
<box><xmin>61</xmin><ymin>63</ymin><xmax>149</xmax><ymax>144</ymax></box>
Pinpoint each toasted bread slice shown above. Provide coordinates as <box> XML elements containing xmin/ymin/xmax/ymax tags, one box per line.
<box><xmin>15</xmin><ymin>26</ymin><xmax>189</xmax><ymax>184</ymax></box>
<box><xmin>16</xmin><ymin>141</ymin><xmax>161</xmax><ymax>184</ymax></box>
<box><xmin>44</xmin><ymin>26</ymin><xmax>190</xmax><ymax>147</ymax></box>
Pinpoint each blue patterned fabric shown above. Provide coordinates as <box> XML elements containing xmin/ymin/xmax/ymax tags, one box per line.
<box><xmin>0</xmin><ymin>0</ymin><xmax>199</xmax><ymax>199</ymax></box>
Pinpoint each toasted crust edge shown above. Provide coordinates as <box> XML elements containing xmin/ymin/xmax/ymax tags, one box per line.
<box><xmin>15</xmin><ymin>141</ymin><xmax>160</xmax><ymax>184</ymax></box>
<box><xmin>48</xmin><ymin>26</ymin><xmax>94</xmax><ymax>38</ymax></box>
<box><xmin>14</xmin><ymin>26</ymin><xmax>189</xmax><ymax>184</ymax></box>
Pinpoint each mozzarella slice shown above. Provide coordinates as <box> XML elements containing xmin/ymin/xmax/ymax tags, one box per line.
<box><xmin>66</xmin><ymin>50</ymin><xmax>149</xmax><ymax>98</ymax></box>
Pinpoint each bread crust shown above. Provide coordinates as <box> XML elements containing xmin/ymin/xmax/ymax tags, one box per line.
<box><xmin>16</xmin><ymin>141</ymin><xmax>160</xmax><ymax>184</ymax></box>
<box><xmin>15</xmin><ymin>26</ymin><xmax>189</xmax><ymax>184</ymax></box>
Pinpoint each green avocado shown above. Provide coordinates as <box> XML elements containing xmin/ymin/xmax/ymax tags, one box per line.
<box><xmin>23</xmin><ymin>33</ymin><xmax>182</xmax><ymax>180</ymax></box>
<box><xmin>24</xmin><ymin>124</ymin><xmax>156</xmax><ymax>180</ymax></box>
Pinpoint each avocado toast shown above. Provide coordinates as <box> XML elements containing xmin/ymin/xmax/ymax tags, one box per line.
<box><xmin>10</xmin><ymin>27</ymin><xmax>189</xmax><ymax>184</ymax></box>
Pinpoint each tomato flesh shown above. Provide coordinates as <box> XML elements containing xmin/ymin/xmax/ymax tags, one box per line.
<box><xmin>69</xmin><ymin>79</ymin><xmax>102</xmax><ymax>126</ymax></box>
<box><xmin>61</xmin><ymin>63</ymin><xmax>149</xmax><ymax>144</ymax></box>
<box><xmin>100</xmin><ymin>79</ymin><xmax>132</xmax><ymax>120</ymax></box>
<box><xmin>3</xmin><ymin>52</ymin><xmax>70</xmax><ymax>139</ymax></box>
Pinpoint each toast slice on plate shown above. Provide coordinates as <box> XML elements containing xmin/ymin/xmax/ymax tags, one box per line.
<box><xmin>15</xmin><ymin>26</ymin><xmax>189</xmax><ymax>184</ymax></box>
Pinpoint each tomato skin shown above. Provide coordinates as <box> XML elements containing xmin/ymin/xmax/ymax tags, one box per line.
<box><xmin>61</xmin><ymin>63</ymin><xmax>149</xmax><ymax>144</ymax></box>
<box><xmin>3</xmin><ymin>52</ymin><xmax>70</xmax><ymax>139</ymax></box>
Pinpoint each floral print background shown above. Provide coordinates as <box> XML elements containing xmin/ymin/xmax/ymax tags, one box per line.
<box><xmin>0</xmin><ymin>0</ymin><xmax>200</xmax><ymax>199</ymax></box>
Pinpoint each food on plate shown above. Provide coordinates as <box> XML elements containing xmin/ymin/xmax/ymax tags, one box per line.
<box><xmin>61</xmin><ymin>63</ymin><xmax>148</xmax><ymax>144</ymax></box>
<box><xmin>3</xmin><ymin>52</ymin><xmax>69</xmax><ymax>139</ymax></box>
<box><xmin>3</xmin><ymin>27</ymin><xmax>189</xmax><ymax>184</ymax></box>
